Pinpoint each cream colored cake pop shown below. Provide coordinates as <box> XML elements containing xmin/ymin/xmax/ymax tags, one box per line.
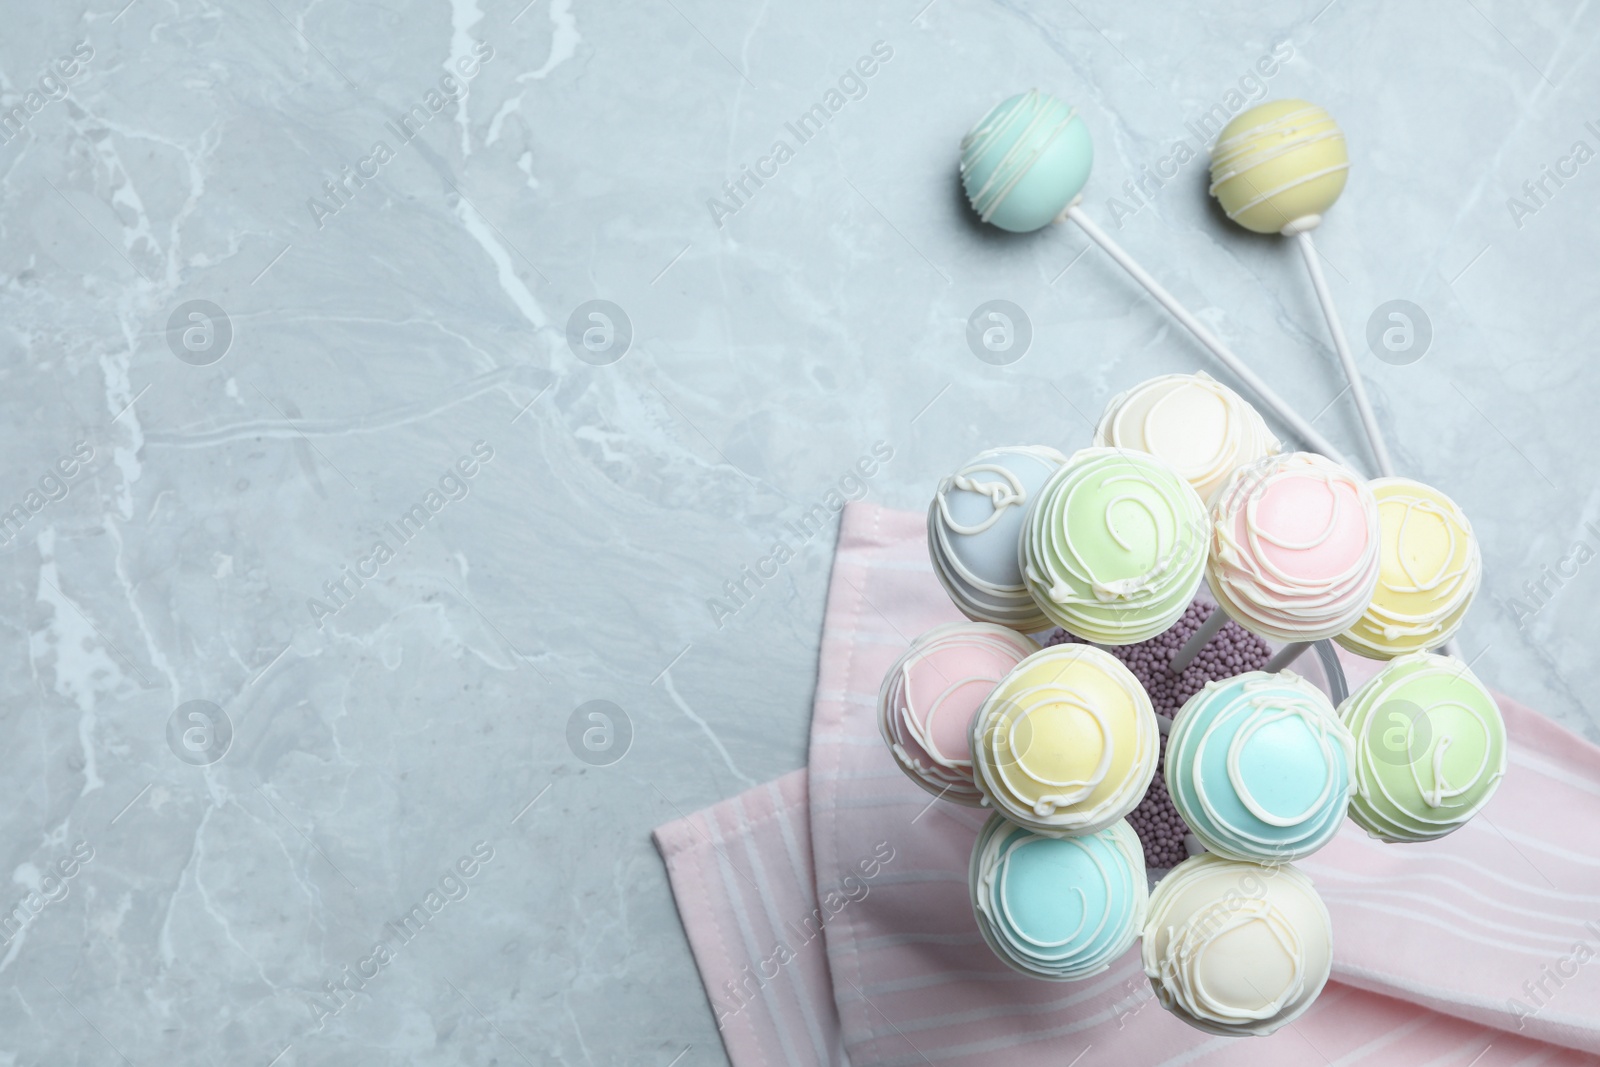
<box><xmin>1094</xmin><ymin>372</ymin><xmax>1281</xmax><ymax>504</ymax></box>
<box><xmin>1142</xmin><ymin>854</ymin><xmax>1334</xmax><ymax>1036</ymax></box>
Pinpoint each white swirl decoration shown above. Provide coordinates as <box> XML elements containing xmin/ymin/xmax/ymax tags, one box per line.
<box><xmin>1166</xmin><ymin>672</ymin><xmax>1354</xmax><ymax>863</ymax></box>
<box><xmin>1207</xmin><ymin>102</ymin><xmax>1348</xmax><ymax>232</ymax></box>
<box><xmin>1142</xmin><ymin>854</ymin><xmax>1333</xmax><ymax>1036</ymax></box>
<box><xmin>1094</xmin><ymin>372</ymin><xmax>1281</xmax><ymax>505</ymax></box>
<box><xmin>876</xmin><ymin>622</ymin><xmax>1039</xmax><ymax>805</ymax></box>
<box><xmin>1339</xmin><ymin>651</ymin><xmax>1507</xmax><ymax>843</ymax></box>
<box><xmin>959</xmin><ymin>89</ymin><xmax>1079</xmax><ymax>224</ymax></box>
<box><xmin>970</xmin><ymin>644</ymin><xmax>1159</xmax><ymax>836</ymax></box>
<box><xmin>1207</xmin><ymin>452</ymin><xmax>1381</xmax><ymax>643</ymax></box>
<box><xmin>1336</xmin><ymin>478</ymin><xmax>1482</xmax><ymax>660</ymax></box>
<box><xmin>1020</xmin><ymin>448</ymin><xmax>1209</xmax><ymax>644</ymax></box>
<box><xmin>969</xmin><ymin>814</ymin><xmax>1147</xmax><ymax>981</ymax></box>
<box><xmin>927</xmin><ymin>445</ymin><xmax>1068</xmax><ymax>632</ymax></box>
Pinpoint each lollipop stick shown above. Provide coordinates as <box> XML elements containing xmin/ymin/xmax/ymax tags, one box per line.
<box><xmin>1264</xmin><ymin>641</ymin><xmax>1310</xmax><ymax>673</ymax></box>
<box><xmin>1167</xmin><ymin>604</ymin><xmax>1228</xmax><ymax>675</ymax></box>
<box><xmin>1063</xmin><ymin>205</ymin><xmax>1355</xmax><ymax>472</ymax></box>
<box><xmin>1294</xmin><ymin>230</ymin><xmax>1395</xmax><ymax>477</ymax></box>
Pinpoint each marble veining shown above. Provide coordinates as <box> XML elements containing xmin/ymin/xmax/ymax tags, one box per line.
<box><xmin>0</xmin><ymin>1</ymin><xmax>1596</xmax><ymax>1063</ymax></box>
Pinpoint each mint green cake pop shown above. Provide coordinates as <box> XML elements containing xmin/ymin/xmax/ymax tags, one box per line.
<box><xmin>1019</xmin><ymin>447</ymin><xmax>1208</xmax><ymax>644</ymax></box>
<box><xmin>1340</xmin><ymin>652</ymin><xmax>1507</xmax><ymax>843</ymax></box>
<box><xmin>960</xmin><ymin>90</ymin><xmax>1094</xmax><ymax>233</ymax></box>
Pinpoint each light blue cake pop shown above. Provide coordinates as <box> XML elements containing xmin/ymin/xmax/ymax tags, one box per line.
<box><xmin>968</xmin><ymin>813</ymin><xmax>1147</xmax><ymax>981</ymax></box>
<box><xmin>1166</xmin><ymin>671</ymin><xmax>1355</xmax><ymax>863</ymax></box>
<box><xmin>927</xmin><ymin>445</ymin><xmax>1067</xmax><ymax>632</ymax></box>
<box><xmin>960</xmin><ymin>90</ymin><xmax>1094</xmax><ymax>233</ymax></box>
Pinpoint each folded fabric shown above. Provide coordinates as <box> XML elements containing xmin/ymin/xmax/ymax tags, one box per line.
<box><xmin>656</xmin><ymin>502</ymin><xmax>1600</xmax><ymax>1067</ymax></box>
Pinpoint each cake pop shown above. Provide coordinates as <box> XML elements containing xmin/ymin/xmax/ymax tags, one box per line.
<box><xmin>877</xmin><ymin>622</ymin><xmax>1039</xmax><ymax>805</ymax></box>
<box><xmin>1206</xmin><ymin>452</ymin><xmax>1381</xmax><ymax>650</ymax></box>
<box><xmin>969</xmin><ymin>814</ymin><xmax>1147</xmax><ymax>980</ymax></box>
<box><xmin>1094</xmin><ymin>372</ymin><xmax>1281</xmax><ymax>505</ymax></box>
<box><xmin>1142</xmin><ymin>853</ymin><xmax>1334</xmax><ymax>1037</ymax></box>
<box><xmin>1019</xmin><ymin>448</ymin><xmax>1208</xmax><ymax>644</ymax></box>
<box><xmin>1209</xmin><ymin>100</ymin><xmax>1348</xmax><ymax>236</ymax></box>
<box><xmin>970</xmin><ymin>643</ymin><xmax>1159</xmax><ymax>836</ymax></box>
<box><xmin>959</xmin><ymin>89</ymin><xmax>1093</xmax><ymax>234</ymax></box>
<box><xmin>928</xmin><ymin>445</ymin><xmax>1067</xmax><ymax>632</ymax></box>
<box><xmin>959</xmin><ymin>89</ymin><xmax>1352</xmax><ymax>469</ymax></box>
<box><xmin>1335</xmin><ymin>478</ymin><xmax>1481</xmax><ymax>659</ymax></box>
<box><xmin>1340</xmin><ymin>651</ymin><xmax>1506</xmax><ymax>843</ymax></box>
<box><xmin>1166</xmin><ymin>671</ymin><xmax>1354</xmax><ymax>863</ymax></box>
<box><xmin>1209</xmin><ymin>99</ymin><xmax>1393</xmax><ymax>477</ymax></box>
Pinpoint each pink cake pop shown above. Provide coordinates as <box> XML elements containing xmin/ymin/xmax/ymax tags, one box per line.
<box><xmin>1207</xmin><ymin>453</ymin><xmax>1381</xmax><ymax>664</ymax></box>
<box><xmin>878</xmin><ymin>622</ymin><xmax>1038</xmax><ymax>804</ymax></box>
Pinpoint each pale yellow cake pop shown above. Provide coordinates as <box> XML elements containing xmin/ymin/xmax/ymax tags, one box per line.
<box><xmin>1336</xmin><ymin>478</ymin><xmax>1482</xmax><ymax>659</ymax></box>
<box><xmin>970</xmin><ymin>644</ymin><xmax>1159</xmax><ymax>837</ymax></box>
<box><xmin>1209</xmin><ymin>100</ymin><xmax>1349</xmax><ymax>235</ymax></box>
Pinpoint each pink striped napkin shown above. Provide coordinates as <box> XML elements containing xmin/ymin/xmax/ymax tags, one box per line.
<box><xmin>655</xmin><ymin>502</ymin><xmax>1600</xmax><ymax>1067</ymax></box>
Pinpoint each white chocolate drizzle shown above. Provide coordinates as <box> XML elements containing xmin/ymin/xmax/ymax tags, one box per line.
<box><xmin>1340</xmin><ymin>651</ymin><xmax>1506</xmax><ymax>842</ymax></box>
<box><xmin>1207</xmin><ymin>452</ymin><xmax>1381</xmax><ymax>643</ymax></box>
<box><xmin>969</xmin><ymin>814</ymin><xmax>1147</xmax><ymax>981</ymax></box>
<box><xmin>1338</xmin><ymin>479</ymin><xmax>1482</xmax><ymax>657</ymax></box>
<box><xmin>1141</xmin><ymin>854</ymin><xmax>1333</xmax><ymax>1036</ymax></box>
<box><xmin>927</xmin><ymin>445</ymin><xmax>1068</xmax><ymax>631</ymax></box>
<box><xmin>960</xmin><ymin>90</ymin><xmax>1079</xmax><ymax>223</ymax></box>
<box><xmin>1020</xmin><ymin>447</ymin><xmax>1208</xmax><ymax>644</ymax></box>
<box><xmin>1166</xmin><ymin>671</ymin><xmax>1354</xmax><ymax>862</ymax></box>
<box><xmin>969</xmin><ymin>643</ymin><xmax>1158</xmax><ymax>836</ymax></box>
<box><xmin>876</xmin><ymin>622</ymin><xmax>1038</xmax><ymax>806</ymax></box>
<box><xmin>1207</xmin><ymin>105</ymin><xmax>1350</xmax><ymax>222</ymax></box>
<box><xmin>1094</xmin><ymin>371</ymin><xmax>1281</xmax><ymax>504</ymax></box>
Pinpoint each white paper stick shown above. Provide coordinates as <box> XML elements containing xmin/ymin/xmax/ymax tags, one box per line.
<box><xmin>1063</xmin><ymin>205</ymin><xmax>1356</xmax><ymax>471</ymax></box>
<box><xmin>1167</xmin><ymin>605</ymin><xmax>1228</xmax><ymax>675</ymax></box>
<box><xmin>1264</xmin><ymin>641</ymin><xmax>1311</xmax><ymax>673</ymax></box>
<box><xmin>1294</xmin><ymin>229</ymin><xmax>1395</xmax><ymax>477</ymax></box>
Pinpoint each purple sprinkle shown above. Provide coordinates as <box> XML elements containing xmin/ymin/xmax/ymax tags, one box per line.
<box><xmin>1044</xmin><ymin>599</ymin><xmax>1273</xmax><ymax>869</ymax></box>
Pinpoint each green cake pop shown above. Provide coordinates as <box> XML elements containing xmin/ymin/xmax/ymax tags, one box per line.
<box><xmin>1340</xmin><ymin>651</ymin><xmax>1506</xmax><ymax>843</ymax></box>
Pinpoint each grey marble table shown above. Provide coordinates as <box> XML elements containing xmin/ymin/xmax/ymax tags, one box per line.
<box><xmin>1</xmin><ymin>1</ymin><xmax>1596</xmax><ymax>1063</ymax></box>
